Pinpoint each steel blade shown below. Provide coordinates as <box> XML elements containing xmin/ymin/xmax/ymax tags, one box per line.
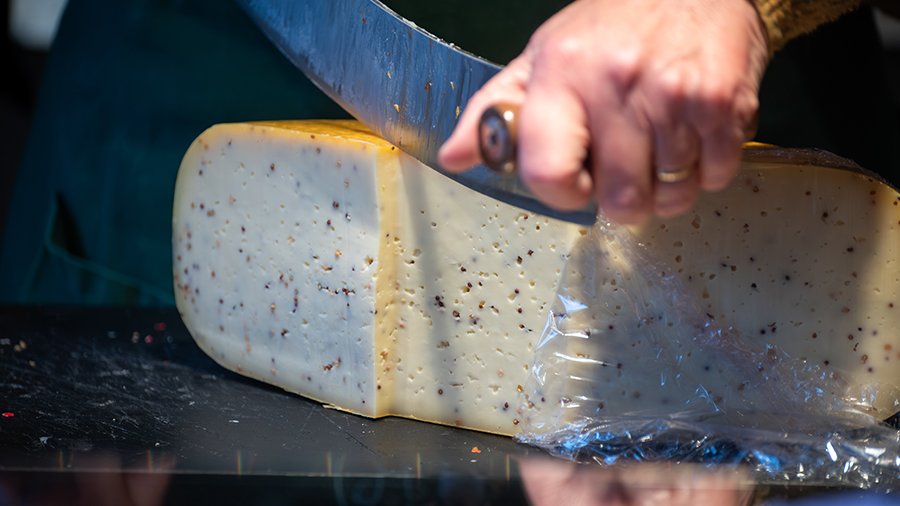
<box><xmin>238</xmin><ymin>0</ymin><xmax>596</xmax><ymax>225</ymax></box>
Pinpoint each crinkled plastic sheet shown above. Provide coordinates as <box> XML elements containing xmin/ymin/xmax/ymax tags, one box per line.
<box><xmin>516</xmin><ymin>151</ymin><xmax>900</xmax><ymax>490</ymax></box>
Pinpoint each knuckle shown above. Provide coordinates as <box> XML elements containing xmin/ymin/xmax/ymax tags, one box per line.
<box><xmin>603</xmin><ymin>49</ymin><xmax>642</xmax><ymax>88</ymax></box>
<box><xmin>505</xmin><ymin>55</ymin><xmax>533</xmax><ymax>82</ymax></box>
<box><xmin>646</xmin><ymin>68</ymin><xmax>696</xmax><ymax>128</ymax></box>
<box><xmin>655</xmin><ymin>68</ymin><xmax>692</xmax><ymax>102</ymax></box>
<box><xmin>695</xmin><ymin>79</ymin><xmax>759</xmax><ymax>130</ymax></box>
<box><xmin>536</xmin><ymin>36</ymin><xmax>585</xmax><ymax>69</ymax></box>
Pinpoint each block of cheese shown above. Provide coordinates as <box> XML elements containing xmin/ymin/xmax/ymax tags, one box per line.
<box><xmin>628</xmin><ymin>156</ymin><xmax>900</xmax><ymax>418</ymax></box>
<box><xmin>529</xmin><ymin>152</ymin><xmax>900</xmax><ymax>428</ymax></box>
<box><xmin>173</xmin><ymin>120</ymin><xmax>587</xmax><ymax>435</ymax></box>
<box><xmin>173</xmin><ymin>121</ymin><xmax>900</xmax><ymax>436</ymax></box>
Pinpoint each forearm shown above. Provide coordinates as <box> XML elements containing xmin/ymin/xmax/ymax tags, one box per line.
<box><xmin>752</xmin><ymin>0</ymin><xmax>862</xmax><ymax>53</ymax></box>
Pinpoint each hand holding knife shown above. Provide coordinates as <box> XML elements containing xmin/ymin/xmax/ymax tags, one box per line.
<box><xmin>437</xmin><ymin>0</ymin><xmax>768</xmax><ymax>224</ymax></box>
<box><xmin>239</xmin><ymin>0</ymin><xmax>767</xmax><ymax>225</ymax></box>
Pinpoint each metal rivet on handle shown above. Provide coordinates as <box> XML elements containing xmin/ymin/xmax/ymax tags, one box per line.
<box><xmin>479</xmin><ymin>104</ymin><xmax>519</xmax><ymax>174</ymax></box>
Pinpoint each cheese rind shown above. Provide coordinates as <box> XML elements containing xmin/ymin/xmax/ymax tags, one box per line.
<box><xmin>173</xmin><ymin>121</ymin><xmax>899</xmax><ymax>436</ymax></box>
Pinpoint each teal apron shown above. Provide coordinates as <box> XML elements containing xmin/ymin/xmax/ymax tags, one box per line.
<box><xmin>0</xmin><ymin>0</ymin><xmax>349</xmax><ymax>305</ymax></box>
<box><xmin>1</xmin><ymin>0</ymin><xmax>897</xmax><ymax>306</ymax></box>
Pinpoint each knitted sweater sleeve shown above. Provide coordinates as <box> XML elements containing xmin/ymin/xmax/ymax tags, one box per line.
<box><xmin>752</xmin><ymin>0</ymin><xmax>862</xmax><ymax>53</ymax></box>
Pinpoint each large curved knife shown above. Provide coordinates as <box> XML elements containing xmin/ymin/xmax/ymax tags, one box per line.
<box><xmin>237</xmin><ymin>0</ymin><xmax>597</xmax><ymax>225</ymax></box>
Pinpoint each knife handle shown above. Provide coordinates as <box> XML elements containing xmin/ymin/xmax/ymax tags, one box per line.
<box><xmin>478</xmin><ymin>104</ymin><xmax>759</xmax><ymax>175</ymax></box>
<box><xmin>478</xmin><ymin>103</ymin><xmax>519</xmax><ymax>174</ymax></box>
<box><xmin>478</xmin><ymin>103</ymin><xmax>759</xmax><ymax>174</ymax></box>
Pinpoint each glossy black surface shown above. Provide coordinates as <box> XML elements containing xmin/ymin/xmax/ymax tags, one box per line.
<box><xmin>0</xmin><ymin>306</ymin><xmax>896</xmax><ymax>505</ymax></box>
<box><xmin>0</xmin><ymin>306</ymin><xmax>536</xmax><ymax>478</ymax></box>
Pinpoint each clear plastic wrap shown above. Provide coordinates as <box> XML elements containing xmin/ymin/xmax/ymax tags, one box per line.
<box><xmin>516</xmin><ymin>148</ymin><xmax>900</xmax><ymax>490</ymax></box>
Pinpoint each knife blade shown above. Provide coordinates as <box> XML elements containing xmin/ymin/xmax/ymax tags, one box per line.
<box><xmin>237</xmin><ymin>0</ymin><xmax>597</xmax><ymax>225</ymax></box>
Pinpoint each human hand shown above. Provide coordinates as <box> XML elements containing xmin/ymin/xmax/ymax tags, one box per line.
<box><xmin>438</xmin><ymin>0</ymin><xmax>768</xmax><ymax>224</ymax></box>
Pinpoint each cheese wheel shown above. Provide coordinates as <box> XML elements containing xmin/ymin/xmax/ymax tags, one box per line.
<box><xmin>172</xmin><ymin>121</ymin><xmax>899</xmax><ymax>436</ymax></box>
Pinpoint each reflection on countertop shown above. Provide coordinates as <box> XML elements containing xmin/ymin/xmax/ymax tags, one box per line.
<box><xmin>1</xmin><ymin>307</ymin><xmax>897</xmax><ymax>505</ymax></box>
<box><xmin>2</xmin><ymin>455</ymin><xmax>898</xmax><ymax>506</ymax></box>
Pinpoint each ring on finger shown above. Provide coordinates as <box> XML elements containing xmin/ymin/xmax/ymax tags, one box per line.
<box><xmin>655</xmin><ymin>166</ymin><xmax>694</xmax><ymax>184</ymax></box>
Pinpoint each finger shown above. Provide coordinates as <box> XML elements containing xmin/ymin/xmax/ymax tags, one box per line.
<box><xmin>636</xmin><ymin>62</ymin><xmax>703</xmax><ymax>217</ymax></box>
<box><xmin>654</xmin><ymin>120</ymin><xmax>699</xmax><ymax>170</ymax></box>
<box><xmin>644</xmin><ymin>63</ymin><xmax>700</xmax><ymax>170</ymax></box>
<box><xmin>688</xmin><ymin>81</ymin><xmax>758</xmax><ymax>192</ymax></box>
<box><xmin>654</xmin><ymin>169</ymin><xmax>701</xmax><ymax>218</ymax></box>
<box><xmin>517</xmin><ymin>76</ymin><xmax>593</xmax><ymax>211</ymax></box>
<box><xmin>652</xmin><ymin>118</ymin><xmax>701</xmax><ymax>217</ymax></box>
<box><xmin>591</xmin><ymin>108</ymin><xmax>654</xmax><ymax>224</ymax></box>
<box><xmin>653</xmin><ymin>123</ymin><xmax>701</xmax><ymax>217</ymax></box>
<box><xmin>437</xmin><ymin>56</ymin><xmax>532</xmax><ymax>172</ymax></box>
<box><xmin>698</xmin><ymin>122</ymin><xmax>745</xmax><ymax>192</ymax></box>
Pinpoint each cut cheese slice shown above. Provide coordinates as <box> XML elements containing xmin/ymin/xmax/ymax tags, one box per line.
<box><xmin>173</xmin><ymin>120</ymin><xmax>587</xmax><ymax>434</ymax></box>
<box><xmin>173</xmin><ymin>121</ymin><xmax>900</xmax><ymax>436</ymax></box>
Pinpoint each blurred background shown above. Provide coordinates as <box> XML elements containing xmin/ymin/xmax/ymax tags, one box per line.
<box><xmin>2</xmin><ymin>0</ymin><xmax>66</xmax><ymax>243</ymax></box>
<box><xmin>2</xmin><ymin>0</ymin><xmax>66</xmax><ymax>240</ymax></box>
<box><xmin>0</xmin><ymin>0</ymin><xmax>900</xmax><ymax>301</ymax></box>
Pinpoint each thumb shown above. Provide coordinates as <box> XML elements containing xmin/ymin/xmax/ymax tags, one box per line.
<box><xmin>438</xmin><ymin>56</ymin><xmax>531</xmax><ymax>172</ymax></box>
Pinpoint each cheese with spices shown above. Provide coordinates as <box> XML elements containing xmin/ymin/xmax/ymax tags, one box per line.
<box><xmin>173</xmin><ymin>120</ymin><xmax>587</xmax><ymax>434</ymax></box>
<box><xmin>173</xmin><ymin>121</ymin><xmax>899</xmax><ymax>436</ymax></box>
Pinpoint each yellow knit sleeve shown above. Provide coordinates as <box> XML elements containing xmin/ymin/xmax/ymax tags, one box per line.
<box><xmin>752</xmin><ymin>0</ymin><xmax>862</xmax><ymax>53</ymax></box>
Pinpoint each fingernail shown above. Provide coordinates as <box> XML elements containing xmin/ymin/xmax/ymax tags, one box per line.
<box><xmin>575</xmin><ymin>171</ymin><xmax>592</xmax><ymax>194</ymax></box>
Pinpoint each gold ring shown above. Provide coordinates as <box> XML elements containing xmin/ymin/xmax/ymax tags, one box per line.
<box><xmin>656</xmin><ymin>167</ymin><xmax>693</xmax><ymax>183</ymax></box>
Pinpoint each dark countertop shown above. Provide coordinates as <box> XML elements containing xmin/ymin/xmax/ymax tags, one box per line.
<box><xmin>0</xmin><ymin>306</ymin><xmax>896</xmax><ymax>505</ymax></box>
<box><xmin>0</xmin><ymin>306</ymin><xmax>534</xmax><ymax>477</ymax></box>
<box><xmin>0</xmin><ymin>306</ymin><xmax>538</xmax><ymax>505</ymax></box>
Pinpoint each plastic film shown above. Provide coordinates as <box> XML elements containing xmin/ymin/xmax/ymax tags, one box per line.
<box><xmin>517</xmin><ymin>148</ymin><xmax>900</xmax><ymax>489</ymax></box>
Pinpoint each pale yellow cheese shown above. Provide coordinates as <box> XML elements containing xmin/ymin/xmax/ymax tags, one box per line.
<box><xmin>173</xmin><ymin>120</ymin><xmax>586</xmax><ymax>434</ymax></box>
<box><xmin>633</xmin><ymin>163</ymin><xmax>899</xmax><ymax>414</ymax></box>
<box><xmin>173</xmin><ymin>121</ymin><xmax>899</xmax><ymax>436</ymax></box>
